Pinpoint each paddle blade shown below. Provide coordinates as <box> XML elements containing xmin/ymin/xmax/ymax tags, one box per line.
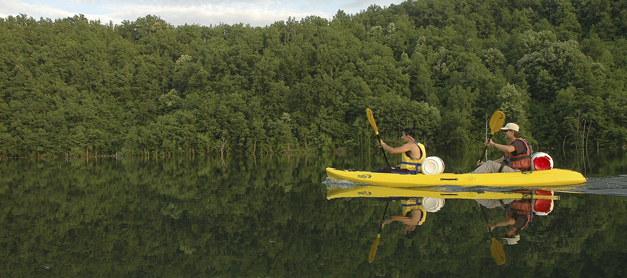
<box><xmin>368</xmin><ymin>234</ymin><xmax>381</xmax><ymax>263</ymax></box>
<box><xmin>488</xmin><ymin>111</ymin><xmax>506</xmax><ymax>135</ymax></box>
<box><xmin>478</xmin><ymin>111</ymin><xmax>506</xmax><ymax>162</ymax></box>
<box><xmin>366</xmin><ymin>108</ymin><xmax>379</xmax><ymax>135</ymax></box>
<box><xmin>490</xmin><ymin>237</ymin><xmax>506</xmax><ymax>265</ymax></box>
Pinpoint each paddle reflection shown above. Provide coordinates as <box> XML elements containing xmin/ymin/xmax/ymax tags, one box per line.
<box><xmin>326</xmin><ymin>184</ymin><xmax>559</xmax><ymax>264</ymax></box>
<box><xmin>477</xmin><ymin>189</ymin><xmax>555</xmax><ymax>245</ymax></box>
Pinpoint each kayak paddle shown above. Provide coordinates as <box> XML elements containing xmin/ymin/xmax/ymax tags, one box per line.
<box><xmin>366</xmin><ymin>108</ymin><xmax>391</xmax><ymax>263</ymax></box>
<box><xmin>480</xmin><ymin>204</ymin><xmax>506</xmax><ymax>265</ymax></box>
<box><xmin>366</xmin><ymin>108</ymin><xmax>389</xmax><ymax>167</ymax></box>
<box><xmin>368</xmin><ymin>201</ymin><xmax>389</xmax><ymax>263</ymax></box>
<box><xmin>478</xmin><ymin>110</ymin><xmax>506</xmax><ymax>162</ymax></box>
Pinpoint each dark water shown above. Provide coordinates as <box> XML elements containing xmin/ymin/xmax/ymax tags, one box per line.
<box><xmin>1</xmin><ymin>148</ymin><xmax>626</xmax><ymax>277</ymax></box>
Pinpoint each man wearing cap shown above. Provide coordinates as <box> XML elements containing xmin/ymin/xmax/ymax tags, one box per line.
<box><xmin>486</xmin><ymin>198</ymin><xmax>532</xmax><ymax>245</ymax></box>
<box><xmin>471</xmin><ymin>123</ymin><xmax>532</xmax><ymax>174</ymax></box>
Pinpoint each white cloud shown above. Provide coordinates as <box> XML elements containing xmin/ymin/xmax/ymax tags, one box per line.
<box><xmin>110</xmin><ymin>2</ymin><xmax>314</xmax><ymax>27</ymax></box>
<box><xmin>1</xmin><ymin>0</ymin><xmax>403</xmax><ymax>27</ymax></box>
<box><xmin>1</xmin><ymin>0</ymin><xmax>73</xmax><ymax>20</ymax></box>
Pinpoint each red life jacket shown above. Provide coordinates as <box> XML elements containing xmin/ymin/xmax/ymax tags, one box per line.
<box><xmin>504</xmin><ymin>200</ymin><xmax>532</xmax><ymax>230</ymax></box>
<box><xmin>504</xmin><ymin>138</ymin><xmax>532</xmax><ymax>170</ymax></box>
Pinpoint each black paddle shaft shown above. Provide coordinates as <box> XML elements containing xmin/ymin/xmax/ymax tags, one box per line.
<box><xmin>478</xmin><ymin>134</ymin><xmax>495</xmax><ymax>162</ymax></box>
<box><xmin>378</xmin><ymin>202</ymin><xmax>390</xmax><ymax>233</ymax></box>
<box><xmin>480</xmin><ymin>204</ymin><xmax>495</xmax><ymax>237</ymax></box>
<box><xmin>377</xmin><ymin>134</ymin><xmax>390</xmax><ymax>167</ymax></box>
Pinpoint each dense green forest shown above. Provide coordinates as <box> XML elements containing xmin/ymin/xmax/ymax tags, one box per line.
<box><xmin>1</xmin><ymin>0</ymin><xmax>626</xmax><ymax>157</ymax></box>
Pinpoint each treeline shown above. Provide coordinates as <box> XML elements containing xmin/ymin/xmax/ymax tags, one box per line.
<box><xmin>1</xmin><ymin>0</ymin><xmax>626</xmax><ymax>157</ymax></box>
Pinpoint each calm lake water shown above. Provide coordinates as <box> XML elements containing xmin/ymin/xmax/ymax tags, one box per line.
<box><xmin>1</xmin><ymin>148</ymin><xmax>627</xmax><ymax>277</ymax></box>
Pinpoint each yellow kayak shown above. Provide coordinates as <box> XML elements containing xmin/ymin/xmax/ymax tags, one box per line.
<box><xmin>326</xmin><ymin>185</ymin><xmax>560</xmax><ymax>200</ymax></box>
<box><xmin>326</xmin><ymin>168</ymin><xmax>586</xmax><ymax>188</ymax></box>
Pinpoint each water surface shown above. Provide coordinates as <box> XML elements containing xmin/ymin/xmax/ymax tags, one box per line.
<box><xmin>1</xmin><ymin>149</ymin><xmax>626</xmax><ymax>277</ymax></box>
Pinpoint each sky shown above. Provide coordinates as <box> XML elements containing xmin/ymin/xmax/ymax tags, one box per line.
<box><xmin>1</xmin><ymin>0</ymin><xmax>404</xmax><ymax>27</ymax></box>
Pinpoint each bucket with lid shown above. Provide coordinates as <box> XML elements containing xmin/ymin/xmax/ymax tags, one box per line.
<box><xmin>531</xmin><ymin>152</ymin><xmax>554</xmax><ymax>171</ymax></box>
<box><xmin>422</xmin><ymin>197</ymin><xmax>445</xmax><ymax>212</ymax></box>
<box><xmin>422</xmin><ymin>156</ymin><xmax>445</xmax><ymax>175</ymax></box>
<box><xmin>532</xmin><ymin>190</ymin><xmax>555</xmax><ymax>216</ymax></box>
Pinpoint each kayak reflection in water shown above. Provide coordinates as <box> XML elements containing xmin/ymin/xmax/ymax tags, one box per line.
<box><xmin>479</xmin><ymin>190</ymin><xmax>555</xmax><ymax>245</ymax></box>
<box><xmin>374</xmin><ymin>128</ymin><xmax>426</xmax><ymax>174</ymax></box>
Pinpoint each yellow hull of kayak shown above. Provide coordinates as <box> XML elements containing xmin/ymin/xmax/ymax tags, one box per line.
<box><xmin>326</xmin><ymin>186</ymin><xmax>560</xmax><ymax>200</ymax></box>
<box><xmin>325</xmin><ymin>168</ymin><xmax>586</xmax><ymax>188</ymax></box>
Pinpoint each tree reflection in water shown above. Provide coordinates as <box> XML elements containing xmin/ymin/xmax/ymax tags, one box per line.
<box><xmin>1</xmin><ymin>150</ymin><xmax>626</xmax><ymax>277</ymax></box>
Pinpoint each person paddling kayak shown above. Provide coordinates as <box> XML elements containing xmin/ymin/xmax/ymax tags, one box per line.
<box><xmin>472</xmin><ymin>123</ymin><xmax>532</xmax><ymax>174</ymax></box>
<box><xmin>374</xmin><ymin>128</ymin><xmax>426</xmax><ymax>174</ymax></box>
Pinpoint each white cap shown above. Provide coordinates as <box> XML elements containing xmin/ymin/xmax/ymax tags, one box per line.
<box><xmin>501</xmin><ymin>123</ymin><xmax>520</xmax><ymax>132</ymax></box>
<box><xmin>503</xmin><ymin>235</ymin><xmax>521</xmax><ymax>245</ymax></box>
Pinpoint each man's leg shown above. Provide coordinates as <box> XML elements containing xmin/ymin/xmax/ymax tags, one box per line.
<box><xmin>372</xmin><ymin>166</ymin><xmax>393</xmax><ymax>173</ymax></box>
<box><xmin>476</xmin><ymin>199</ymin><xmax>516</xmax><ymax>209</ymax></box>
<box><xmin>471</xmin><ymin>161</ymin><xmax>518</xmax><ymax>174</ymax></box>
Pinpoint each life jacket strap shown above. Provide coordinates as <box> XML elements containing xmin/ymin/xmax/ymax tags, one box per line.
<box><xmin>498</xmin><ymin>164</ymin><xmax>505</xmax><ymax>172</ymax></box>
<box><xmin>401</xmin><ymin>197</ymin><xmax>421</xmax><ymax>207</ymax></box>
<box><xmin>508</xmin><ymin>155</ymin><xmax>531</xmax><ymax>162</ymax></box>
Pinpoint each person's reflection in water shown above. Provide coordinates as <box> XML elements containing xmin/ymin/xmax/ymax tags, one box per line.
<box><xmin>379</xmin><ymin>197</ymin><xmax>427</xmax><ymax>239</ymax></box>
<box><xmin>478</xmin><ymin>198</ymin><xmax>532</xmax><ymax>245</ymax></box>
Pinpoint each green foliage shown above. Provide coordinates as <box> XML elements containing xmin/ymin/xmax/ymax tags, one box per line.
<box><xmin>2</xmin><ymin>0</ymin><xmax>627</xmax><ymax>157</ymax></box>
